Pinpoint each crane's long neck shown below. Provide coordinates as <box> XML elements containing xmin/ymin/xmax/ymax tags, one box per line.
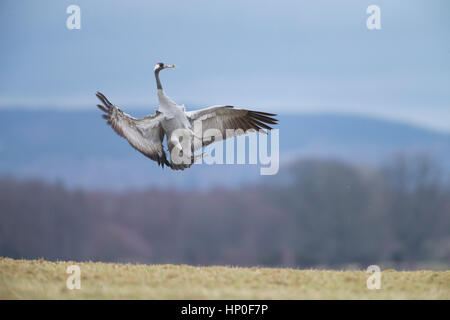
<box><xmin>154</xmin><ymin>70</ymin><xmax>163</xmax><ymax>90</ymax></box>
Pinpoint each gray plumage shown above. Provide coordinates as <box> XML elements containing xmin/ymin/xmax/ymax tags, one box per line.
<box><xmin>96</xmin><ymin>63</ymin><xmax>278</xmax><ymax>170</ymax></box>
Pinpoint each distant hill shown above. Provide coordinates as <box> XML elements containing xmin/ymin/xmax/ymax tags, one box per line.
<box><xmin>0</xmin><ymin>110</ymin><xmax>448</xmax><ymax>190</ymax></box>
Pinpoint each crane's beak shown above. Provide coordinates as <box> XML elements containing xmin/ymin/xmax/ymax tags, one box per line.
<box><xmin>164</xmin><ymin>64</ymin><xmax>176</xmax><ymax>69</ymax></box>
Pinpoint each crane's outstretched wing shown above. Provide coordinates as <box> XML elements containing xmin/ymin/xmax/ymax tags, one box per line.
<box><xmin>186</xmin><ymin>105</ymin><xmax>278</xmax><ymax>150</ymax></box>
<box><xmin>96</xmin><ymin>92</ymin><xmax>171</xmax><ymax>168</ymax></box>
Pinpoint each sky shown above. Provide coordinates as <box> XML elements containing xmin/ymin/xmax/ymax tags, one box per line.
<box><xmin>0</xmin><ymin>0</ymin><xmax>449</xmax><ymax>132</ymax></box>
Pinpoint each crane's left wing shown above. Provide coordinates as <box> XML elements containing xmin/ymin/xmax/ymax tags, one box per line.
<box><xmin>96</xmin><ymin>92</ymin><xmax>171</xmax><ymax>168</ymax></box>
<box><xmin>186</xmin><ymin>105</ymin><xmax>277</xmax><ymax>150</ymax></box>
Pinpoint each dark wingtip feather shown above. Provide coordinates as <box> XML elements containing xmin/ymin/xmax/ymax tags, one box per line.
<box><xmin>96</xmin><ymin>91</ymin><xmax>105</xmax><ymax>99</ymax></box>
<box><xmin>253</xmin><ymin>111</ymin><xmax>277</xmax><ymax>116</ymax></box>
<box><xmin>97</xmin><ymin>104</ymin><xmax>109</xmax><ymax>113</ymax></box>
<box><xmin>96</xmin><ymin>91</ymin><xmax>113</xmax><ymax>108</ymax></box>
<box><xmin>249</xmin><ymin>112</ymin><xmax>278</xmax><ymax>124</ymax></box>
<box><xmin>249</xmin><ymin>118</ymin><xmax>273</xmax><ymax>130</ymax></box>
<box><xmin>246</xmin><ymin>110</ymin><xmax>278</xmax><ymax>132</ymax></box>
<box><xmin>95</xmin><ymin>92</ymin><xmax>104</xmax><ymax>101</ymax></box>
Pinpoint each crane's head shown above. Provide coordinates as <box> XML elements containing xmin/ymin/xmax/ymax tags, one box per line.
<box><xmin>154</xmin><ymin>62</ymin><xmax>176</xmax><ymax>72</ymax></box>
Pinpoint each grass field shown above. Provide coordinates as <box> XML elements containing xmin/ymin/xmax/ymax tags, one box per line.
<box><xmin>0</xmin><ymin>257</ymin><xmax>448</xmax><ymax>299</ymax></box>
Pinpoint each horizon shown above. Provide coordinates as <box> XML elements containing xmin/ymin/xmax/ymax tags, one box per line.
<box><xmin>1</xmin><ymin>106</ymin><xmax>450</xmax><ymax>135</ymax></box>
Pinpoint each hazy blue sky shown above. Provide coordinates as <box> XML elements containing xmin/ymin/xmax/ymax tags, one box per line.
<box><xmin>0</xmin><ymin>0</ymin><xmax>449</xmax><ymax>131</ymax></box>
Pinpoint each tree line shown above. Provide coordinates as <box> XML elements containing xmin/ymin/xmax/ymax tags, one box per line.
<box><xmin>0</xmin><ymin>154</ymin><xmax>448</xmax><ymax>269</ymax></box>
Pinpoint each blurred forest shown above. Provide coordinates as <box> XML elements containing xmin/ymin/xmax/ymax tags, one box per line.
<box><xmin>0</xmin><ymin>155</ymin><xmax>449</xmax><ymax>269</ymax></box>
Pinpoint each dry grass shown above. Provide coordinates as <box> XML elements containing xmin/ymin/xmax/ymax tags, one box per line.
<box><xmin>0</xmin><ymin>257</ymin><xmax>449</xmax><ymax>299</ymax></box>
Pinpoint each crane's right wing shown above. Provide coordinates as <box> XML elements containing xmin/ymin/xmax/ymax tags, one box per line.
<box><xmin>186</xmin><ymin>105</ymin><xmax>278</xmax><ymax>150</ymax></box>
<box><xmin>96</xmin><ymin>92</ymin><xmax>171</xmax><ymax>168</ymax></box>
